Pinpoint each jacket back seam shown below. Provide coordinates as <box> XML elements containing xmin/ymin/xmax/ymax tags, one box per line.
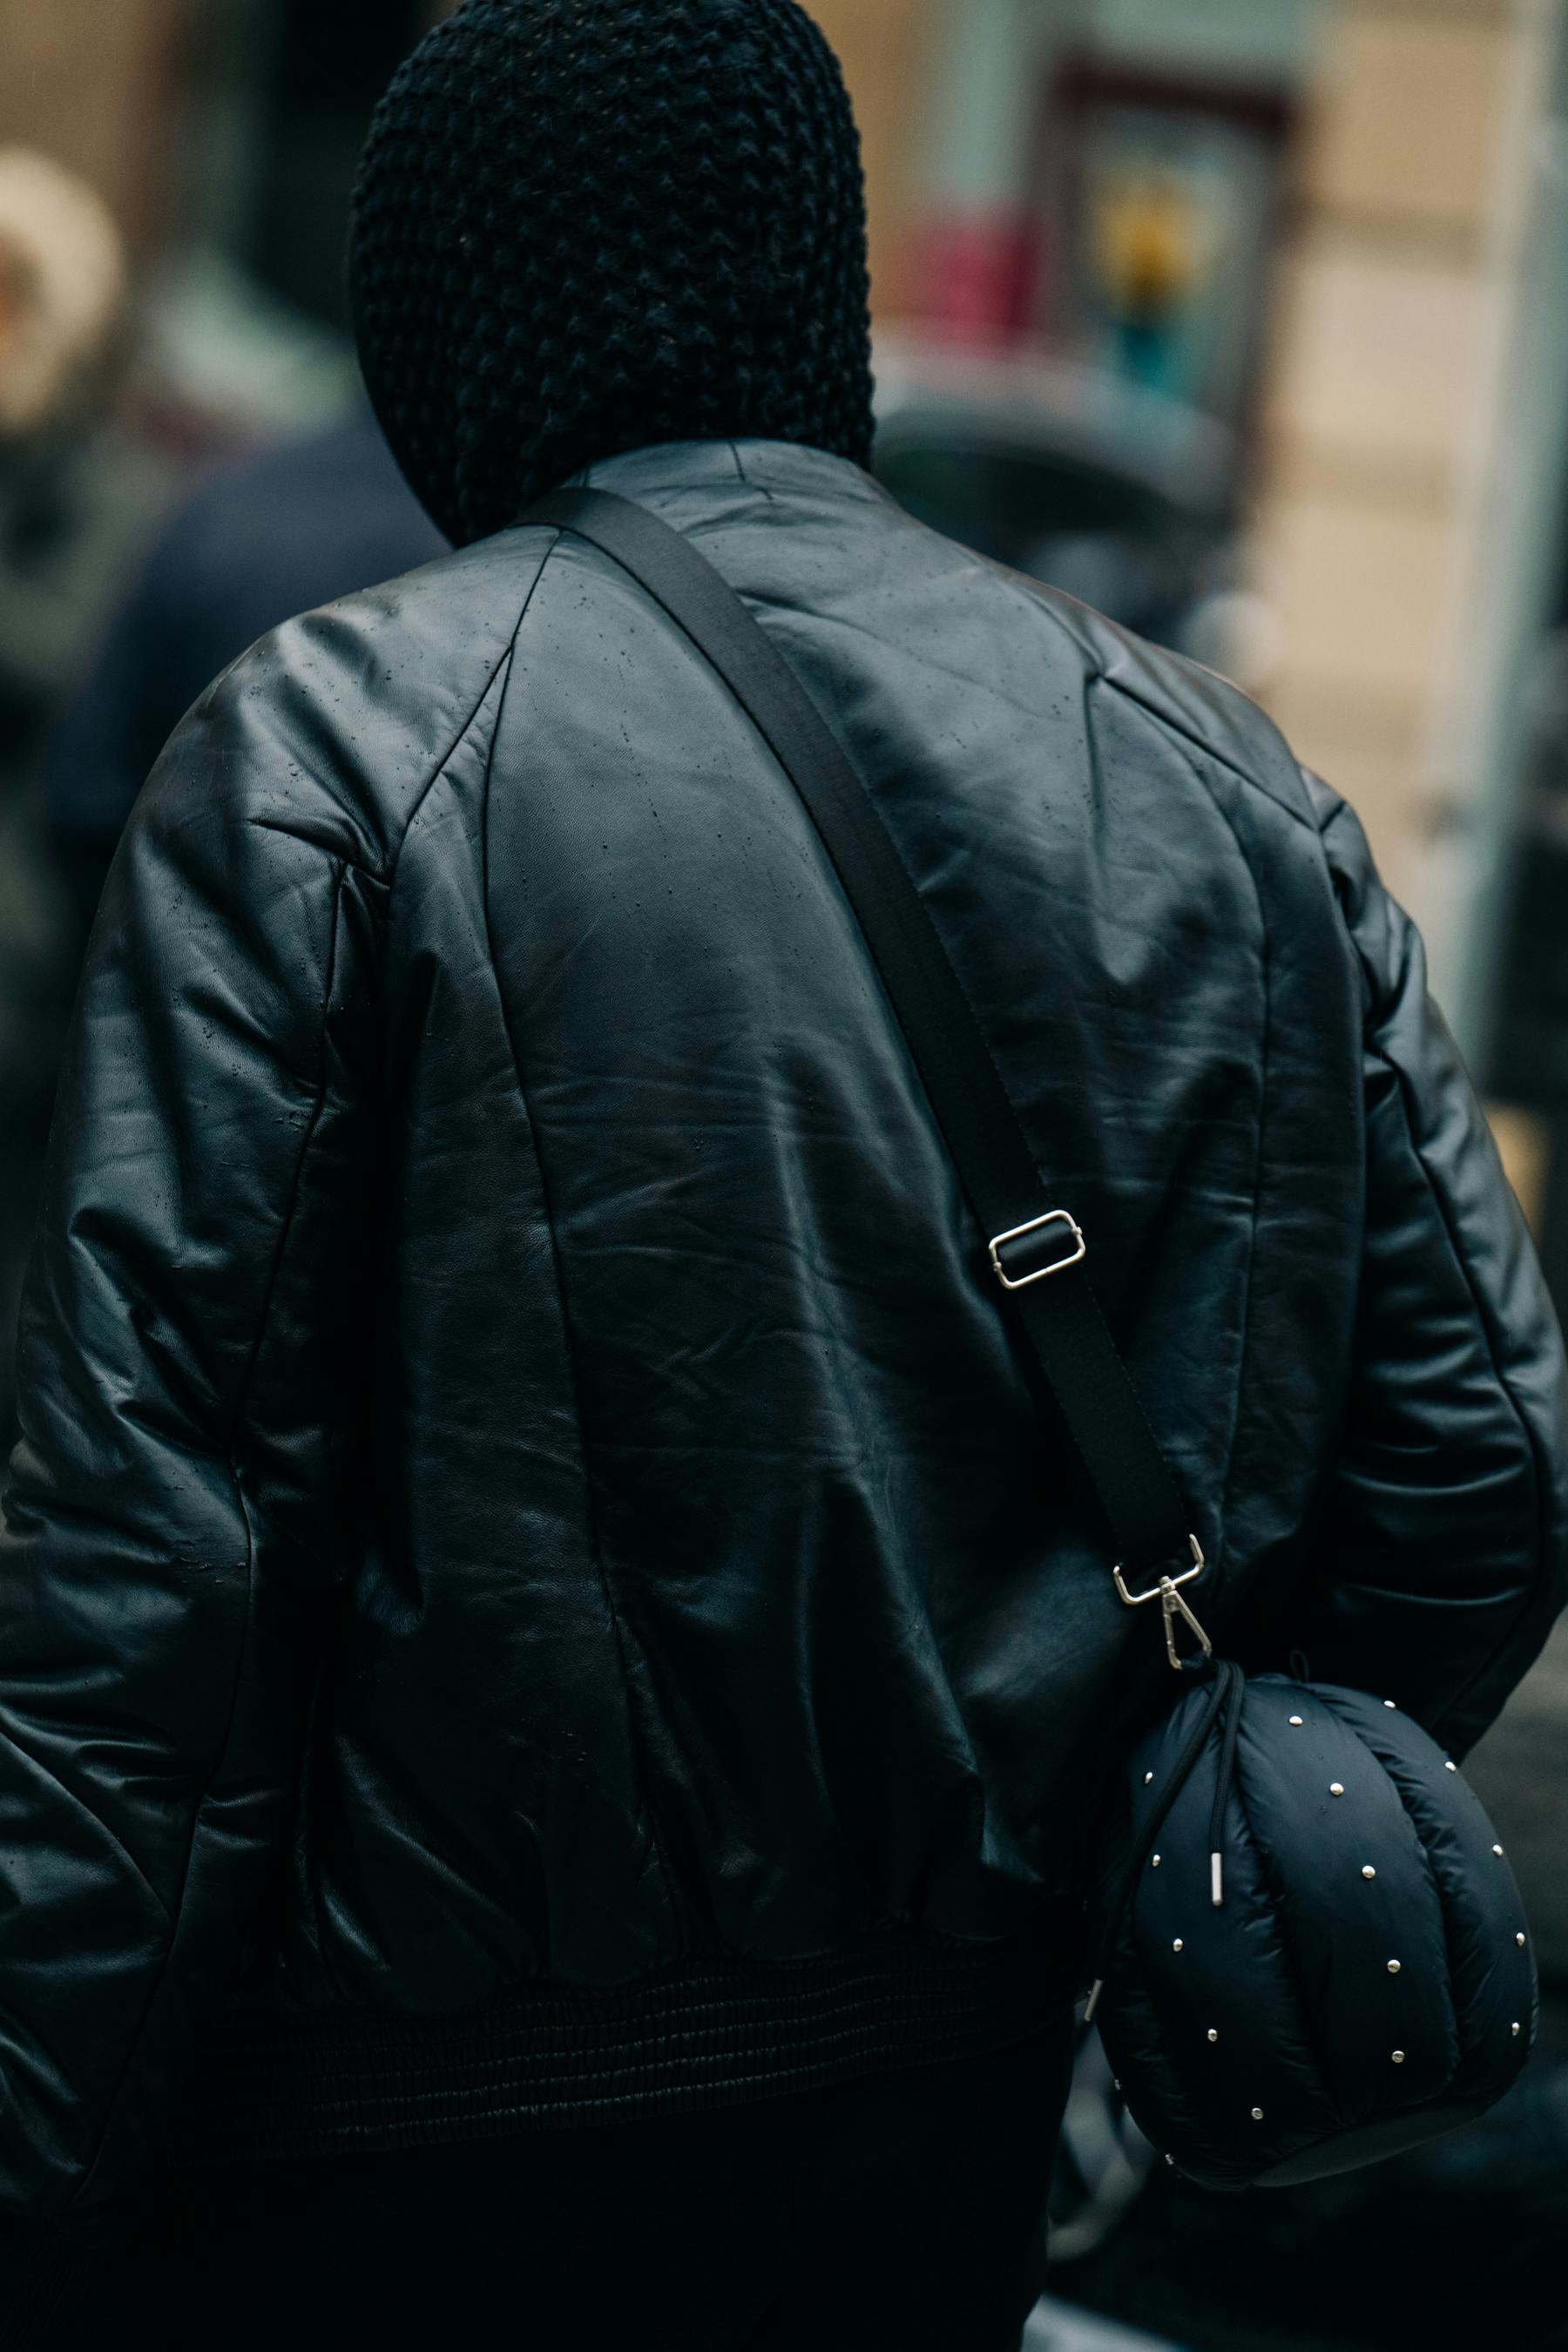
<box><xmin>476</xmin><ymin>589</ymin><xmax>682</xmax><ymax>1934</ymax></box>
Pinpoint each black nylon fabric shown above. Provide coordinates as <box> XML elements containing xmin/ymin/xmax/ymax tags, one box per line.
<box><xmin>1</xmin><ymin>438</ymin><xmax>1565</xmax><ymax>2269</ymax></box>
<box><xmin>1096</xmin><ymin>1677</ymin><xmax>1535</xmax><ymax>2187</ymax></box>
<box><xmin>1312</xmin><ymin>1688</ymin><xmax>1531</xmax><ymax>2105</ymax></box>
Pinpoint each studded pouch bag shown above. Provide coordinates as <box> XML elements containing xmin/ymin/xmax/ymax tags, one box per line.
<box><xmin>1085</xmin><ymin>1664</ymin><xmax>1533</xmax><ymax>2186</ymax></box>
<box><xmin>524</xmin><ymin>485</ymin><xmax>1538</xmax><ymax>2191</ymax></box>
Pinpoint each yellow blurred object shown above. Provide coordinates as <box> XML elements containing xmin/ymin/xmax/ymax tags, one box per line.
<box><xmin>0</xmin><ymin>147</ymin><xmax>125</xmax><ymax>440</ymax></box>
<box><xmin>802</xmin><ymin>0</ymin><xmax>930</xmax><ymax>318</ymax></box>
<box><xmin>1093</xmin><ymin>174</ymin><xmax>1204</xmax><ymax>323</ymax></box>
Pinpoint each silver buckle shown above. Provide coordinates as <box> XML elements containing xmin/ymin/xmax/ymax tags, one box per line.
<box><xmin>989</xmin><ymin>1209</ymin><xmax>1086</xmax><ymax>1292</ymax></box>
<box><xmin>1113</xmin><ymin>1537</ymin><xmax>1213</xmax><ymax>1672</ymax></box>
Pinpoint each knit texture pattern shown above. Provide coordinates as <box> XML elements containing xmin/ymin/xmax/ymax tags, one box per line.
<box><xmin>349</xmin><ymin>0</ymin><xmax>875</xmax><ymax>545</ymax></box>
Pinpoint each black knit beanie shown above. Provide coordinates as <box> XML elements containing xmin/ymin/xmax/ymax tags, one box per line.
<box><xmin>349</xmin><ymin>0</ymin><xmax>875</xmax><ymax>546</ymax></box>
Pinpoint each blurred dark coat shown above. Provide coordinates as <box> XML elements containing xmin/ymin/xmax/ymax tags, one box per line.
<box><xmin>2</xmin><ymin>438</ymin><xmax>1565</xmax><ymax>2307</ymax></box>
<box><xmin>43</xmin><ymin>416</ymin><xmax>444</xmax><ymax>932</ymax></box>
<box><xmin>0</xmin><ymin>419</ymin><xmax>436</xmax><ymax>1459</ymax></box>
<box><xmin>0</xmin><ymin>428</ymin><xmax>170</xmax><ymax>1456</ymax></box>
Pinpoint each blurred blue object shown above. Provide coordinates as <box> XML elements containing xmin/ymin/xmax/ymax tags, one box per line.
<box><xmin>43</xmin><ymin>413</ymin><xmax>443</xmax><ymax>929</ymax></box>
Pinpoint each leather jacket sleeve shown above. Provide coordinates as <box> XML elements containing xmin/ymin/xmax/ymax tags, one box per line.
<box><xmin>0</xmin><ymin>685</ymin><xmax>375</xmax><ymax>2288</ymax></box>
<box><xmin>1289</xmin><ymin>783</ymin><xmax>1568</xmax><ymax>1754</ymax></box>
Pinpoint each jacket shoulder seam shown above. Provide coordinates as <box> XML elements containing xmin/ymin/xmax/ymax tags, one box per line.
<box><xmin>1090</xmin><ymin>665</ymin><xmax>1319</xmax><ymax>833</ymax></box>
<box><xmin>234</xmin><ymin>551</ymin><xmax>557</xmax><ymax>886</ymax></box>
<box><xmin>225</xmin><ymin>861</ymin><xmax>350</xmax><ymax>1441</ymax></box>
<box><xmin>1312</xmin><ymin>794</ymin><xmax>1389</xmax><ymax>1024</ymax></box>
<box><xmin>1313</xmin><ymin>783</ymin><xmax>1350</xmax><ymax>836</ymax></box>
<box><xmin>1011</xmin><ymin>566</ymin><xmax>1313</xmax><ymax>830</ymax></box>
<box><xmin>389</xmin><ymin>540</ymin><xmax>561</xmax><ymax>883</ymax></box>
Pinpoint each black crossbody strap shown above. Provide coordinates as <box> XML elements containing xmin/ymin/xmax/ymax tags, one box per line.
<box><xmin>525</xmin><ymin>486</ymin><xmax>1197</xmax><ymax>1590</ymax></box>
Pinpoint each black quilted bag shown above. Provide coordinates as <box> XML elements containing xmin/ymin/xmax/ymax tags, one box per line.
<box><xmin>1088</xmin><ymin>1664</ymin><xmax>1535</xmax><ymax>2186</ymax></box>
<box><xmin>524</xmin><ymin>485</ymin><xmax>1539</xmax><ymax>2194</ymax></box>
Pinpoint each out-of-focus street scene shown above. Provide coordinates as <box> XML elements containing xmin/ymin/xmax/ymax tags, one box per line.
<box><xmin>1</xmin><ymin>2</ymin><xmax>1566</xmax><ymax>2346</ymax></box>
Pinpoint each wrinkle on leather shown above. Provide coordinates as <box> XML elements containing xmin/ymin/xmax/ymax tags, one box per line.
<box><xmin>0</xmin><ymin>1713</ymin><xmax>174</xmax><ymax>1925</ymax></box>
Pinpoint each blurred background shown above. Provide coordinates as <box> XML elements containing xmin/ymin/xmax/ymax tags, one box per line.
<box><xmin>1</xmin><ymin>1</ymin><xmax>1566</xmax><ymax>2345</ymax></box>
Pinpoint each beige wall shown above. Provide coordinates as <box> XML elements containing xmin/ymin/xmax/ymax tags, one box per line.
<box><xmin>0</xmin><ymin>0</ymin><xmax>185</xmax><ymax>249</ymax></box>
<box><xmin>804</xmin><ymin>0</ymin><xmax>933</xmax><ymax>318</ymax></box>
<box><xmin>1249</xmin><ymin>0</ymin><xmax>1551</xmax><ymax>1212</ymax></box>
<box><xmin>0</xmin><ymin>0</ymin><xmax>930</xmax><ymax>306</ymax></box>
<box><xmin>1250</xmin><ymin>0</ymin><xmax>1531</xmax><ymax>916</ymax></box>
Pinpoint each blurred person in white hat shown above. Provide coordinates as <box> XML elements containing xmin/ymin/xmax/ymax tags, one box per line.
<box><xmin>0</xmin><ymin>149</ymin><xmax>125</xmax><ymax>443</ymax></box>
<box><xmin>0</xmin><ymin>152</ymin><xmax>144</xmax><ymax>1463</ymax></box>
<box><xmin>0</xmin><ymin>148</ymin><xmax>139</xmax><ymax>754</ymax></box>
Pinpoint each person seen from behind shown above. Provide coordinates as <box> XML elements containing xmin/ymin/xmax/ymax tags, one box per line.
<box><xmin>42</xmin><ymin>416</ymin><xmax>444</xmax><ymax>950</ymax></box>
<box><xmin>2</xmin><ymin>4</ymin><xmax>1565</xmax><ymax>2347</ymax></box>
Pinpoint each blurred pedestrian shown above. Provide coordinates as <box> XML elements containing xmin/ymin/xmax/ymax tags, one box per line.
<box><xmin>0</xmin><ymin>149</ymin><xmax>139</xmax><ymax>779</ymax></box>
<box><xmin>0</xmin><ymin>151</ymin><xmax>157</xmax><ymax>1456</ymax></box>
<box><xmin>42</xmin><ymin>415</ymin><xmax>445</xmax><ymax>944</ymax></box>
<box><xmin>2</xmin><ymin>7</ymin><xmax>1565</xmax><ymax>2350</ymax></box>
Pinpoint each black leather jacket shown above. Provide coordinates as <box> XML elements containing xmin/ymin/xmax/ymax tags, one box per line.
<box><xmin>3</xmin><ymin>440</ymin><xmax>1565</xmax><ymax>2275</ymax></box>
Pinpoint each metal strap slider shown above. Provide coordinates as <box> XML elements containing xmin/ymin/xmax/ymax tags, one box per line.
<box><xmin>988</xmin><ymin>1209</ymin><xmax>1086</xmax><ymax>1292</ymax></box>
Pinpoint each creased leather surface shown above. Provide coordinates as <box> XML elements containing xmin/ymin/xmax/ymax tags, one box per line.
<box><xmin>0</xmin><ymin>438</ymin><xmax>1564</xmax><ymax>2237</ymax></box>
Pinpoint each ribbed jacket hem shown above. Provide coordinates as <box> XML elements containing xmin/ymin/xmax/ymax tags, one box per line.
<box><xmin>1</xmin><ymin>2233</ymin><xmax>97</xmax><ymax>2352</ymax></box>
<box><xmin>173</xmin><ymin>1928</ymin><xmax>1072</xmax><ymax>2166</ymax></box>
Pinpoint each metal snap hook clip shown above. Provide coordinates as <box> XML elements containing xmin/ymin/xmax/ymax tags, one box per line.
<box><xmin>1112</xmin><ymin>1538</ymin><xmax>1213</xmax><ymax>1671</ymax></box>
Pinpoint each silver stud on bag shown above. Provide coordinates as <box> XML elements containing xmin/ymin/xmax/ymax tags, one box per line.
<box><xmin>1152</xmin><ymin>1855</ymin><xmax>1161</xmax><ymax>1868</ymax></box>
<box><xmin>1388</xmin><ymin>1959</ymin><xmax>1402</xmax><ymax>1975</ymax></box>
<box><xmin>1444</xmin><ymin>1761</ymin><xmax>1457</xmax><ymax>1773</ymax></box>
<box><xmin>1251</xmin><ymin>2107</ymin><xmax>1265</xmax><ymax>2122</ymax></box>
<box><xmin>1517</xmin><ymin>1933</ymin><xmax>1527</xmax><ymax>1948</ymax></box>
<box><xmin>1207</xmin><ymin>2029</ymin><xmax>1219</xmax><ymax>2043</ymax></box>
<box><xmin>1329</xmin><ymin>1782</ymin><xmax>1345</xmax><ymax>1797</ymax></box>
<box><xmin>1392</xmin><ymin>2050</ymin><xmax>1405</xmax><ymax>2064</ymax></box>
<box><xmin>1165</xmin><ymin>2154</ymin><xmax>1174</xmax><ymax>2166</ymax></box>
<box><xmin>1289</xmin><ymin>1715</ymin><xmax>1303</xmax><ymax>1727</ymax></box>
<box><xmin>1173</xmin><ymin>1939</ymin><xmax>1184</xmax><ymax>1952</ymax></box>
<box><xmin>1384</xmin><ymin>1700</ymin><xmax>1397</xmax><ymax>1710</ymax></box>
<box><xmin>1512</xmin><ymin>2023</ymin><xmax>1522</xmax><ymax>2037</ymax></box>
<box><xmin>1493</xmin><ymin>1844</ymin><xmax>1504</xmax><ymax>1857</ymax></box>
<box><xmin>1144</xmin><ymin>1772</ymin><xmax>1155</xmax><ymax>1786</ymax></box>
<box><xmin>1362</xmin><ymin>1866</ymin><xmax>1376</xmax><ymax>1880</ymax></box>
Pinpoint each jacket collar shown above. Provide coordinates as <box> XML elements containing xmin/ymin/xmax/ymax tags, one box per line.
<box><xmin>566</xmin><ymin>437</ymin><xmax>887</xmax><ymax>512</ymax></box>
